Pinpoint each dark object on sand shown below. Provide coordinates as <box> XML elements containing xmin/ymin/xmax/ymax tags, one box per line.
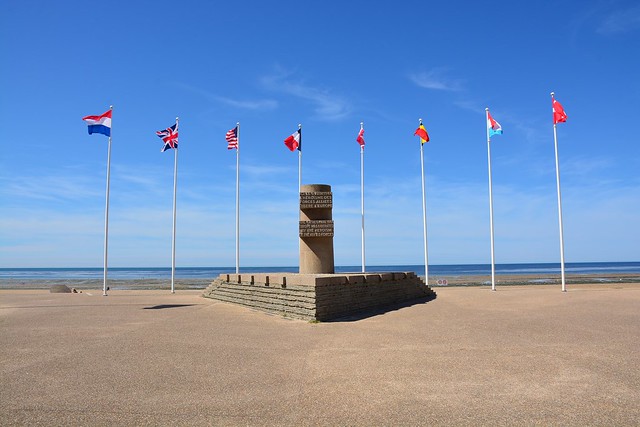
<box><xmin>50</xmin><ymin>284</ymin><xmax>72</xmax><ymax>293</ymax></box>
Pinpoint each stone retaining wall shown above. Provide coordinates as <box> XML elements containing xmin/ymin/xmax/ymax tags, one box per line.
<box><xmin>203</xmin><ymin>272</ymin><xmax>436</xmax><ymax>321</ymax></box>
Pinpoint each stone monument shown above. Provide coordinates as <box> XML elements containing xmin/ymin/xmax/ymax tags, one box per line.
<box><xmin>299</xmin><ymin>184</ymin><xmax>334</xmax><ymax>274</ymax></box>
<box><xmin>203</xmin><ymin>183</ymin><xmax>436</xmax><ymax>321</ymax></box>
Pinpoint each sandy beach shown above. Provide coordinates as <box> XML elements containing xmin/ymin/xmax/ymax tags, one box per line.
<box><xmin>2</xmin><ymin>283</ymin><xmax>639</xmax><ymax>426</ymax></box>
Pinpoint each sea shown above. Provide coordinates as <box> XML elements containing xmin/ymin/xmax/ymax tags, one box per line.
<box><xmin>2</xmin><ymin>261</ymin><xmax>640</xmax><ymax>281</ymax></box>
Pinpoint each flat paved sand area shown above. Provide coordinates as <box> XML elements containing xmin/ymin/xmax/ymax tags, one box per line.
<box><xmin>1</xmin><ymin>285</ymin><xmax>639</xmax><ymax>426</ymax></box>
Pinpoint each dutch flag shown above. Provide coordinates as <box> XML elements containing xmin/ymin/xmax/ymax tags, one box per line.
<box><xmin>82</xmin><ymin>109</ymin><xmax>112</xmax><ymax>137</ymax></box>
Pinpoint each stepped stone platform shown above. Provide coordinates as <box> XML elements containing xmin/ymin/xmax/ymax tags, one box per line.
<box><xmin>203</xmin><ymin>272</ymin><xmax>436</xmax><ymax>321</ymax></box>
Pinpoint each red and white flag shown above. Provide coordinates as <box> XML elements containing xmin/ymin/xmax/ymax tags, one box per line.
<box><xmin>356</xmin><ymin>128</ymin><xmax>365</xmax><ymax>146</ymax></box>
<box><xmin>284</xmin><ymin>129</ymin><xmax>301</xmax><ymax>151</ymax></box>
<box><xmin>553</xmin><ymin>98</ymin><xmax>568</xmax><ymax>124</ymax></box>
<box><xmin>226</xmin><ymin>126</ymin><xmax>238</xmax><ymax>149</ymax></box>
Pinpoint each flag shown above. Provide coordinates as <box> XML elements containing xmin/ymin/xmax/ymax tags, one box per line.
<box><xmin>226</xmin><ymin>126</ymin><xmax>238</xmax><ymax>150</ymax></box>
<box><xmin>414</xmin><ymin>123</ymin><xmax>429</xmax><ymax>144</ymax></box>
<box><xmin>487</xmin><ymin>111</ymin><xmax>503</xmax><ymax>136</ymax></box>
<box><xmin>284</xmin><ymin>129</ymin><xmax>301</xmax><ymax>151</ymax></box>
<box><xmin>553</xmin><ymin>98</ymin><xmax>568</xmax><ymax>124</ymax></box>
<box><xmin>82</xmin><ymin>109</ymin><xmax>112</xmax><ymax>137</ymax></box>
<box><xmin>156</xmin><ymin>123</ymin><xmax>178</xmax><ymax>152</ymax></box>
<box><xmin>357</xmin><ymin>128</ymin><xmax>365</xmax><ymax>146</ymax></box>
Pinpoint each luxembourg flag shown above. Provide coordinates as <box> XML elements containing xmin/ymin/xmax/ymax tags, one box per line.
<box><xmin>82</xmin><ymin>109</ymin><xmax>112</xmax><ymax>137</ymax></box>
<box><xmin>487</xmin><ymin>111</ymin><xmax>503</xmax><ymax>137</ymax></box>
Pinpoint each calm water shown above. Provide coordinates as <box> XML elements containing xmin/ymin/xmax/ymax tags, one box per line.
<box><xmin>2</xmin><ymin>262</ymin><xmax>640</xmax><ymax>280</ymax></box>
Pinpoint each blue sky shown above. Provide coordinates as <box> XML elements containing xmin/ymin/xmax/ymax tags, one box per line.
<box><xmin>1</xmin><ymin>0</ymin><xmax>639</xmax><ymax>268</ymax></box>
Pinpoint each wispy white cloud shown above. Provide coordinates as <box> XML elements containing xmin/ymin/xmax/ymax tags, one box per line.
<box><xmin>115</xmin><ymin>165</ymin><xmax>169</xmax><ymax>192</ymax></box>
<box><xmin>242</xmin><ymin>163</ymin><xmax>291</xmax><ymax>177</ymax></box>
<box><xmin>261</xmin><ymin>68</ymin><xmax>351</xmax><ymax>121</ymax></box>
<box><xmin>452</xmin><ymin>99</ymin><xmax>482</xmax><ymax>112</ymax></box>
<box><xmin>597</xmin><ymin>5</ymin><xmax>640</xmax><ymax>35</ymax></box>
<box><xmin>174</xmin><ymin>82</ymin><xmax>278</xmax><ymax>110</ymax></box>
<box><xmin>561</xmin><ymin>155</ymin><xmax>614</xmax><ymax>178</ymax></box>
<box><xmin>0</xmin><ymin>171</ymin><xmax>101</xmax><ymax>202</ymax></box>
<box><xmin>409</xmin><ymin>68</ymin><xmax>464</xmax><ymax>91</ymax></box>
<box><xmin>214</xmin><ymin>95</ymin><xmax>278</xmax><ymax>110</ymax></box>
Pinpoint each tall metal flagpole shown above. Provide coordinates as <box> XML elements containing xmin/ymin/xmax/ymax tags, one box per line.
<box><xmin>171</xmin><ymin>117</ymin><xmax>179</xmax><ymax>294</ymax></box>
<box><xmin>298</xmin><ymin>123</ymin><xmax>302</xmax><ymax>192</ymax></box>
<box><xmin>419</xmin><ymin>119</ymin><xmax>429</xmax><ymax>285</ymax></box>
<box><xmin>297</xmin><ymin>123</ymin><xmax>302</xmax><ymax>271</ymax></box>
<box><xmin>103</xmin><ymin>105</ymin><xmax>113</xmax><ymax>297</ymax></box>
<box><xmin>551</xmin><ymin>92</ymin><xmax>566</xmax><ymax>292</ymax></box>
<box><xmin>360</xmin><ymin>122</ymin><xmax>366</xmax><ymax>273</ymax></box>
<box><xmin>486</xmin><ymin>108</ymin><xmax>497</xmax><ymax>291</ymax></box>
<box><xmin>235</xmin><ymin>122</ymin><xmax>240</xmax><ymax>274</ymax></box>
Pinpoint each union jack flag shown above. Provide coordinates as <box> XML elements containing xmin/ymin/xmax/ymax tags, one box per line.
<box><xmin>226</xmin><ymin>126</ymin><xmax>238</xmax><ymax>150</ymax></box>
<box><xmin>156</xmin><ymin>123</ymin><xmax>178</xmax><ymax>152</ymax></box>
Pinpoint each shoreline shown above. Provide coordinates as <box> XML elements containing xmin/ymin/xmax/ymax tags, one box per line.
<box><xmin>2</xmin><ymin>272</ymin><xmax>640</xmax><ymax>290</ymax></box>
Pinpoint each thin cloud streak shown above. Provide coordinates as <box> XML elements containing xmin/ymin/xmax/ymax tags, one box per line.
<box><xmin>174</xmin><ymin>82</ymin><xmax>278</xmax><ymax>110</ymax></box>
<box><xmin>597</xmin><ymin>5</ymin><xmax>640</xmax><ymax>35</ymax></box>
<box><xmin>261</xmin><ymin>69</ymin><xmax>351</xmax><ymax>121</ymax></box>
<box><xmin>214</xmin><ymin>95</ymin><xmax>278</xmax><ymax>110</ymax></box>
<box><xmin>561</xmin><ymin>156</ymin><xmax>614</xmax><ymax>178</ymax></box>
<box><xmin>409</xmin><ymin>69</ymin><xmax>464</xmax><ymax>91</ymax></box>
<box><xmin>241</xmin><ymin>164</ymin><xmax>291</xmax><ymax>177</ymax></box>
<box><xmin>0</xmin><ymin>173</ymin><xmax>102</xmax><ymax>202</ymax></box>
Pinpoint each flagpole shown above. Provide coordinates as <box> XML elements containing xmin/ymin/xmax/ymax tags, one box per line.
<box><xmin>171</xmin><ymin>117</ymin><xmax>179</xmax><ymax>294</ymax></box>
<box><xmin>486</xmin><ymin>108</ymin><xmax>497</xmax><ymax>291</ymax></box>
<box><xmin>419</xmin><ymin>119</ymin><xmax>429</xmax><ymax>285</ymax></box>
<box><xmin>298</xmin><ymin>123</ymin><xmax>302</xmax><ymax>192</ymax></box>
<box><xmin>296</xmin><ymin>123</ymin><xmax>302</xmax><ymax>272</ymax></box>
<box><xmin>360</xmin><ymin>122</ymin><xmax>366</xmax><ymax>273</ymax></box>
<box><xmin>551</xmin><ymin>92</ymin><xmax>566</xmax><ymax>292</ymax></box>
<box><xmin>103</xmin><ymin>105</ymin><xmax>113</xmax><ymax>297</ymax></box>
<box><xmin>235</xmin><ymin>122</ymin><xmax>240</xmax><ymax>274</ymax></box>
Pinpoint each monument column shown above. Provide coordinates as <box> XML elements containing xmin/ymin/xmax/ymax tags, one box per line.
<box><xmin>299</xmin><ymin>184</ymin><xmax>335</xmax><ymax>274</ymax></box>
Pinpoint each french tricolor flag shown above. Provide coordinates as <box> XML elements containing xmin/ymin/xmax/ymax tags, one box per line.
<box><xmin>284</xmin><ymin>128</ymin><xmax>301</xmax><ymax>152</ymax></box>
<box><xmin>82</xmin><ymin>109</ymin><xmax>112</xmax><ymax>137</ymax></box>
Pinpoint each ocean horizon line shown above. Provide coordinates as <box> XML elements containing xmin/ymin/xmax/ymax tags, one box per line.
<box><xmin>3</xmin><ymin>260</ymin><xmax>640</xmax><ymax>270</ymax></box>
<box><xmin>2</xmin><ymin>261</ymin><xmax>640</xmax><ymax>281</ymax></box>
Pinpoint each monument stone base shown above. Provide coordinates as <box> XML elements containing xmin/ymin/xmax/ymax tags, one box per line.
<box><xmin>203</xmin><ymin>272</ymin><xmax>436</xmax><ymax>321</ymax></box>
